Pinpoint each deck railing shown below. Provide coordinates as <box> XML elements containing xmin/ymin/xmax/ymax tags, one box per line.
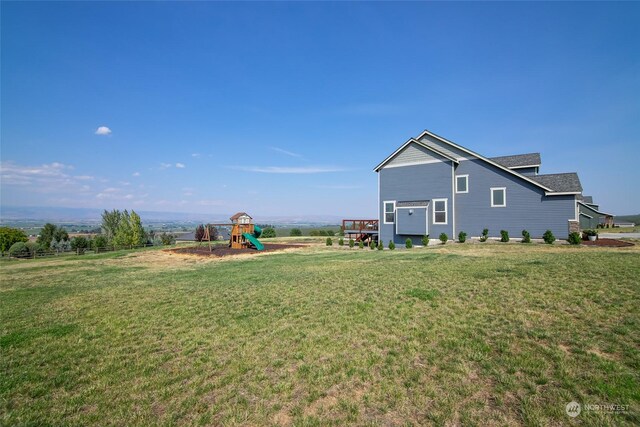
<box><xmin>341</xmin><ymin>219</ymin><xmax>379</xmax><ymax>232</ymax></box>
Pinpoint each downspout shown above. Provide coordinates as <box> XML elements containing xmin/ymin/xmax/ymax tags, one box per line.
<box><xmin>451</xmin><ymin>161</ymin><xmax>456</xmax><ymax>238</ymax></box>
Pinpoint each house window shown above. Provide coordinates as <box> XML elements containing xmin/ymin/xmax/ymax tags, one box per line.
<box><xmin>491</xmin><ymin>187</ymin><xmax>506</xmax><ymax>207</ymax></box>
<box><xmin>384</xmin><ymin>201</ymin><xmax>395</xmax><ymax>224</ymax></box>
<box><xmin>456</xmin><ymin>175</ymin><xmax>468</xmax><ymax>193</ymax></box>
<box><xmin>433</xmin><ymin>198</ymin><xmax>447</xmax><ymax>224</ymax></box>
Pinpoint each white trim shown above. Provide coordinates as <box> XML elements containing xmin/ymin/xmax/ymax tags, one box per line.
<box><xmin>579</xmin><ymin>212</ymin><xmax>593</xmax><ymax>219</ymax></box>
<box><xmin>451</xmin><ymin>164</ymin><xmax>455</xmax><ymax>236</ymax></box>
<box><xmin>432</xmin><ymin>198</ymin><xmax>448</xmax><ymax>225</ymax></box>
<box><xmin>509</xmin><ymin>164</ymin><xmax>540</xmax><ymax>169</ymax></box>
<box><xmin>383</xmin><ymin>200</ymin><xmax>396</xmax><ymax>224</ymax></box>
<box><xmin>415</xmin><ymin>130</ymin><xmax>554</xmax><ymax>192</ymax></box>
<box><xmin>377</xmin><ymin>170</ymin><xmax>380</xmax><ymax>233</ymax></box>
<box><xmin>577</xmin><ymin>201</ymin><xmax>613</xmax><ymax>216</ymax></box>
<box><xmin>395</xmin><ymin>205</ymin><xmax>429</xmax><ymax>236</ymax></box>
<box><xmin>455</xmin><ymin>174</ymin><xmax>469</xmax><ymax>194</ymax></box>
<box><xmin>382</xmin><ymin>158</ymin><xmax>443</xmax><ymax>169</ymax></box>
<box><xmin>374</xmin><ymin>138</ymin><xmax>458</xmax><ymax>171</ymax></box>
<box><xmin>545</xmin><ymin>191</ymin><xmax>582</xmax><ymax>196</ymax></box>
<box><xmin>491</xmin><ymin>187</ymin><xmax>506</xmax><ymax>208</ymax></box>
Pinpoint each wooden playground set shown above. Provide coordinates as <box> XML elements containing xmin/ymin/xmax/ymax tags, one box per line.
<box><xmin>200</xmin><ymin>212</ymin><xmax>264</xmax><ymax>252</ymax></box>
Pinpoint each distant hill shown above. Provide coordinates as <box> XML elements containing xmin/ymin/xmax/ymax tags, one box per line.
<box><xmin>615</xmin><ymin>214</ymin><xmax>640</xmax><ymax>224</ymax></box>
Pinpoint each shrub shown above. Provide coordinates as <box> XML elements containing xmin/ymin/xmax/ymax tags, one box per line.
<box><xmin>421</xmin><ymin>235</ymin><xmax>430</xmax><ymax>246</ymax></box>
<box><xmin>377</xmin><ymin>241</ymin><xmax>383</xmax><ymax>250</ymax></box>
<box><xmin>543</xmin><ymin>230</ymin><xmax>555</xmax><ymax>244</ymax></box>
<box><xmin>359</xmin><ymin>240</ymin><xmax>364</xmax><ymax>249</ymax></box>
<box><xmin>521</xmin><ymin>230</ymin><xmax>531</xmax><ymax>243</ymax></box>
<box><xmin>479</xmin><ymin>228</ymin><xmax>489</xmax><ymax>242</ymax></box>
<box><xmin>9</xmin><ymin>242</ymin><xmax>29</xmax><ymax>257</ymax></box>
<box><xmin>289</xmin><ymin>228</ymin><xmax>302</xmax><ymax>237</ymax></box>
<box><xmin>567</xmin><ymin>232</ymin><xmax>581</xmax><ymax>245</ymax></box>
<box><xmin>71</xmin><ymin>236</ymin><xmax>90</xmax><ymax>250</ymax></box>
<box><xmin>0</xmin><ymin>227</ymin><xmax>29</xmax><ymax>252</ymax></box>
<box><xmin>93</xmin><ymin>235</ymin><xmax>108</xmax><ymax>249</ymax></box>
<box><xmin>326</xmin><ymin>237</ymin><xmax>333</xmax><ymax>246</ymax></box>
<box><xmin>458</xmin><ymin>231</ymin><xmax>467</xmax><ymax>243</ymax></box>
<box><xmin>338</xmin><ymin>238</ymin><xmax>344</xmax><ymax>246</ymax></box>
<box><xmin>388</xmin><ymin>240</ymin><xmax>395</xmax><ymax>250</ymax></box>
<box><xmin>326</xmin><ymin>230</ymin><xmax>335</xmax><ymax>237</ymax></box>
<box><xmin>25</xmin><ymin>241</ymin><xmax>45</xmax><ymax>256</ymax></box>
<box><xmin>318</xmin><ymin>230</ymin><xmax>328</xmax><ymax>236</ymax></box>
<box><xmin>583</xmin><ymin>229</ymin><xmax>598</xmax><ymax>237</ymax></box>
<box><xmin>52</xmin><ymin>239</ymin><xmax>71</xmax><ymax>253</ymax></box>
<box><xmin>348</xmin><ymin>239</ymin><xmax>354</xmax><ymax>248</ymax></box>
<box><xmin>160</xmin><ymin>232</ymin><xmax>176</xmax><ymax>245</ymax></box>
<box><xmin>439</xmin><ymin>233</ymin><xmax>448</xmax><ymax>244</ymax></box>
<box><xmin>500</xmin><ymin>230</ymin><xmax>509</xmax><ymax>243</ymax></box>
<box><xmin>261</xmin><ymin>227</ymin><xmax>276</xmax><ymax>238</ymax></box>
<box><xmin>405</xmin><ymin>238</ymin><xmax>413</xmax><ymax>249</ymax></box>
<box><xmin>370</xmin><ymin>240</ymin><xmax>376</xmax><ymax>250</ymax></box>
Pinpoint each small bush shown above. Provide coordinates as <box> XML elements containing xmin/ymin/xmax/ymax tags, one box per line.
<box><xmin>567</xmin><ymin>232</ymin><xmax>581</xmax><ymax>245</ymax></box>
<box><xmin>326</xmin><ymin>237</ymin><xmax>333</xmax><ymax>246</ymax></box>
<box><xmin>290</xmin><ymin>228</ymin><xmax>302</xmax><ymax>237</ymax></box>
<box><xmin>370</xmin><ymin>240</ymin><xmax>376</xmax><ymax>250</ymax></box>
<box><xmin>160</xmin><ymin>232</ymin><xmax>176</xmax><ymax>245</ymax></box>
<box><xmin>388</xmin><ymin>240</ymin><xmax>395</xmax><ymax>250</ymax></box>
<box><xmin>405</xmin><ymin>238</ymin><xmax>413</xmax><ymax>249</ymax></box>
<box><xmin>479</xmin><ymin>228</ymin><xmax>489</xmax><ymax>242</ymax></box>
<box><xmin>93</xmin><ymin>235</ymin><xmax>108</xmax><ymax>249</ymax></box>
<box><xmin>338</xmin><ymin>238</ymin><xmax>344</xmax><ymax>246</ymax></box>
<box><xmin>25</xmin><ymin>241</ymin><xmax>45</xmax><ymax>255</ymax></box>
<box><xmin>521</xmin><ymin>230</ymin><xmax>531</xmax><ymax>244</ymax></box>
<box><xmin>377</xmin><ymin>241</ymin><xmax>383</xmax><ymax>250</ymax></box>
<box><xmin>500</xmin><ymin>230</ymin><xmax>509</xmax><ymax>242</ymax></box>
<box><xmin>359</xmin><ymin>240</ymin><xmax>364</xmax><ymax>249</ymax></box>
<box><xmin>71</xmin><ymin>236</ymin><xmax>90</xmax><ymax>250</ymax></box>
<box><xmin>9</xmin><ymin>242</ymin><xmax>29</xmax><ymax>257</ymax></box>
<box><xmin>421</xmin><ymin>235</ymin><xmax>429</xmax><ymax>246</ymax></box>
<box><xmin>583</xmin><ymin>229</ymin><xmax>598</xmax><ymax>237</ymax></box>
<box><xmin>439</xmin><ymin>233</ymin><xmax>448</xmax><ymax>244</ymax></box>
<box><xmin>458</xmin><ymin>231</ymin><xmax>467</xmax><ymax>243</ymax></box>
<box><xmin>543</xmin><ymin>230</ymin><xmax>555</xmax><ymax>244</ymax></box>
<box><xmin>348</xmin><ymin>239</ymin><xmax>354</xmax><ymax>248</ymax></box>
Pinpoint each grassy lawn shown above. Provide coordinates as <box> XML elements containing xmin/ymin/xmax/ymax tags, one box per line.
<box><xmin>1</xmin><ymin>242</ymin><xmax>639</xmax><ymax>426</ymax></box>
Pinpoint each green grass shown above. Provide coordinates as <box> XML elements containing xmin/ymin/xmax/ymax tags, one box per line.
<box><xmin>1</xmin><ymin>243</ymin><xmax>639</xmax><ymax>425</ymax></box>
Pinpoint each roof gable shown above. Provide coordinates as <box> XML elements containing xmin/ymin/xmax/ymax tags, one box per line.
<box><xmin>230</xmin><ymin>212</ymin><xmax>251</xmax><ymax>220</ymax></box>
<box><xmin>530</xmin><ymin>173</ymin><xmax>582</xmax><ymax>193</ymax></box>
<box><xmin>374</xmin><ymin>138</ymin><xmax>458</xmax><ymax>171</ymax></box>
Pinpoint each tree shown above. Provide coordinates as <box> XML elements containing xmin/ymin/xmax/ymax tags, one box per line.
<box><xmin>195</xmin><ymin>224</ymin><xmax>205</xmax><ymax>241</ymax></box>
<box><xmin>261</xmin><ymin>227</ymin><xmax>276</xmax><ymax>238</ymax></box>
<box><xmin>93</xmin><ymin>235</ymin><xmax>108</xmax><ymax>249</ymax></box>
<box><xmin>206</xmin><ymin>225</ymin><xmax>219</xmax><ymax>241</ymax></box>
<box><xmin>37</xmin><ymin>223</ymin><xmax>58</xmax><ymax>249</ymax></box>
<box><xmin>112</xmin><ymin>210</ymin><xmax>133</xmax><ymax>247</ymax></box>
<box><xmin>290</xmin><ymin>228</ymin><xmax>302</xmax><ymax>237</ymax></box>
<box><xmin>0</xmin><ymin>227</ymin><xmax>28</xmax><ymax>252</ymax></box>
<box><xmin>71</xmin><ymin>236</ymin><xmax>90</xmax><ymax>250</ymax></box>
<box><xmin>101</xmin><ymin>209</ymin><xmax>122</xmax><ymax>242</ymax></box>
<box><xmin>53</xmin><ymin>227</ymin><xmax>69</xmax><ymax>242</ymax></box>
<box><xmin>130</xmin><ymin>211</ymin><xmax>146</xmax><ymax>246</ymax></box>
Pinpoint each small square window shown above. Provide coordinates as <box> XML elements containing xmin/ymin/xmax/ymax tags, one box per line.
<box><xmin>456</xmin><ymin>175</ymin><xmax>468</xmax><ymax>193</ymax></box>
<box><xmin>491</xmin><ymin>188</ymin><xmax>506</xmax><ymax>207</ymax></box>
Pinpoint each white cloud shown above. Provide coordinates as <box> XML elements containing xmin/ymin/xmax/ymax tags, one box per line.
<box><xmin>175</xmin><ymin>163</ymin><xmax>186</xmax><ymax>168</ymax></box>
<box><xmin>95</xmin><ymin>126</ymin><xmax>112</xmax><ymax>136</ymax></box>
<box><xmin>192</xmin><ymin>153</ymin><xmax>201</xmax><ymax>158</ymax></box>
<box><xmin>132</xmin><ymin>172</ymin><xmax>141</xmax><ymax>177</ymax></box>
<box><xmin>159</xmin><ymin>163</ymin><xmax>172</xmax><ymax>169</ymax></box>
<box><xmin>316</xmin><ymin>184</ymin><xmax>362</xmax><ymax>190</ymax></box>
<box><xmin>0</xmin><ymin>161</ymin><xmax>91</xmax><ymax>191</ymax></box>
<box><xmin>230</xmin><ymin>165</ymin><xmax>346</xmax><ymax>174</ymax></box>
<box><xmin>269</xmin><ymin>146</ymin><xmax>302</xmax><ymax>158</ymax></box>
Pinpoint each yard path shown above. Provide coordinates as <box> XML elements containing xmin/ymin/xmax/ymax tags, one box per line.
<box><xmin>598</xmin><ymin>232</ymin><xmax>640</xmax><ymax>239</ymax></box>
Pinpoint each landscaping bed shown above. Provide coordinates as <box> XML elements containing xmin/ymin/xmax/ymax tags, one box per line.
<box><xmin>582</xmin><ymin>238</ymin><xmax>635</xmax><ymax>247</ymax></box>
<box><xmin>167</xmin><ymin>243</ymin><xmax>306</xmax><ymax>257</ymax></box>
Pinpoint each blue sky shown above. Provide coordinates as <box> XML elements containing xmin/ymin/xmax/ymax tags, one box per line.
<box><xmin>1</xmin><ymin>1</ymin><xmax>639</xmax><ymax>218</ymax></box>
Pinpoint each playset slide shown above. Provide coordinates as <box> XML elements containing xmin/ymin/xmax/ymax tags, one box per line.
<box><xmin>242</xmin><ymin>225</ymin><xmax>264</xmax><ymax>251</ymax></box>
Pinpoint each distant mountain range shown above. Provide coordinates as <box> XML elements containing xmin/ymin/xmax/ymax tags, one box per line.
<box><xmin>0</xmin><ymin>206</ymin><xmax>345</xmax><ymax>225</ymax></box>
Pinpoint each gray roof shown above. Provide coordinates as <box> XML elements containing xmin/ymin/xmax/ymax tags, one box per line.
<box><xmin>397</xmin><ymin>200</ymin><xmax>430</xmax><ymax>207</ymax></box>
<box><xmin>530</xmin><ymin>173</ymin><xmax>583</xmax><ymax>193</ymax></box>
<box><xmin>490</xmin><ymin>153</ymin><xmax>541</xmax><ymax>168</ymax></box>
<box><xmin>581</xmin><ymin>195</ymin><xmax>594</xmax><ymax>204</ymax></box>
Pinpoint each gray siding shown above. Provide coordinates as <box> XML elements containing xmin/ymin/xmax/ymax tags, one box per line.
<box><xmin>387</xmin><ymin>142</ymin><xmax>441</xmax><ymax>167</ymax></box>
<box><xmin>379</xmin><ymin>160</ymin><xmax>454</xmax><ymax>245</ymax></box>
<box><xmin>578</xmin><ymin>203</ymin><xmax>603</xmax><ymax>229</ymax></box>
<box><xmin>418</xmin><ymin>134</ymin><xmax>469</xmax><ymax>160</ymax></box>
<box><xmin>454</xmin><ymin>159</ymin><xmax>576</xmax><ymax>238</ymax></box>
<box><xmin>512</xmin><ymin>167</ymin><xmax>537</xmax><ymax>176</ymax></box>
<box><xmin>396</xmin><ymin>207</ymin><xmax>427</xmax><ymax>235</ymax></box>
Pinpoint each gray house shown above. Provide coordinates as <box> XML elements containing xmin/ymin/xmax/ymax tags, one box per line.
<box><xmin>375</xmin><ymin>129</ymin><xmax>608</xmax><ymax>244</ymax></box>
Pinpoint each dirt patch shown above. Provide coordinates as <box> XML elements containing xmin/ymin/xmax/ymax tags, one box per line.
<box><xmin>582</xmin><ymin>238</ymin><xmax>634</xmax><ymax>247</ymax></box>
<box><xmin>167</xmin><ymin>243</ymin><xmax>306</xmax><ymax>258</ymax></box>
